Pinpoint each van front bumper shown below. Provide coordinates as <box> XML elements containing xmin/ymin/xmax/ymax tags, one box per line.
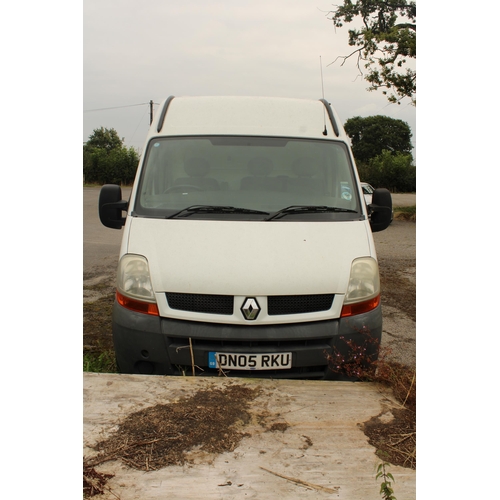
<box><xmin>112</xmin><ymin>300</ymin><xmax>383</xmax><ymax>380</ymax></box>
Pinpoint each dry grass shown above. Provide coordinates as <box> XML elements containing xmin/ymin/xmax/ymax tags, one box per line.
<box><xmin>83</xmin><ymin>384</ymin><xmax>261</xmax><ymax>497</ymax></box>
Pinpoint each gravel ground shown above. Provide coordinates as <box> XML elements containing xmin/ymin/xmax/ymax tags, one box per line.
<box><xmin>374</xmin><ymin>215</ymin><xmax>416</xmax><ymax>367</ymax></box>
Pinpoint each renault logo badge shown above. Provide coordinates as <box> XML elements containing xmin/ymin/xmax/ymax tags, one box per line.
<box><xmin>241</xmin><ymin>297</ymin><xmax>260</xmax><ymax>320</ymax></box>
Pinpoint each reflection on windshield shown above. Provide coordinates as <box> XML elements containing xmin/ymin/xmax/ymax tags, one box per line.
<box><xmin>135</xmin><ymin>136</ymin><xmax>362</xmax><ymax>219</ymax></box>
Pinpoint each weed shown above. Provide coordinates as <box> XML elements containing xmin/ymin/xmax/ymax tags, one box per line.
<box><xmin>376</xmin><ymin>462</ymin><xmax>397</xmax><ymax>500</ymax></box>
<box><xmin>325</xmin><ymin>332</ymin><xmax>416</xmax><ymax>411</ymax></box>
<box><xmin>84</xmin><ymin>350</ymin><xmax>117</xmax><ymax>373</ymax></box>
<box><xmin>325</xmin><ymin>329</ymin><xmax>380</xmax><ymax>380</ymax></box>
<box><xmin>374</xmin><ymin>358</ymin><xmax>416</xmax><ymax>412</ymax></box>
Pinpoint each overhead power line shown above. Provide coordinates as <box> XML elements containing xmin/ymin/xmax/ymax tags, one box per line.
<box><xmin>83</xmin><ymin>102</ymin><xmax>152</xmax><ymax>113</ymax></box>
<box><xmin>84</xmin><ymin>100</ymin><xmax>161</xmax><ymax>134</ymax></box>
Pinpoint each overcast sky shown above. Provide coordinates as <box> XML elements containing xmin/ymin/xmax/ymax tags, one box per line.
<box><xmin>83</xmin><ymin>0</ymin><xmax>416</xmax><ymax>153</ymax></box>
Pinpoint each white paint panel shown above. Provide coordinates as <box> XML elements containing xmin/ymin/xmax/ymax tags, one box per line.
<box><xmin>127</xmin><ymin>218</ymin><xmax>373</xmax><ymax>297</ymax></box>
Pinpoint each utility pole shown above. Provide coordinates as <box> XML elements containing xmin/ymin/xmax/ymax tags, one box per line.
<box><xmin>149</xmin><ymin>100</ymin><xmax>154</xmax><ymax>125</ymax></box>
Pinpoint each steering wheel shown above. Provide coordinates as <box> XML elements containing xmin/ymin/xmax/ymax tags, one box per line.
<box><xmin>164</xmin><ymin>184</ymin><xmax>204</xmax><ymax>194</ymax></box>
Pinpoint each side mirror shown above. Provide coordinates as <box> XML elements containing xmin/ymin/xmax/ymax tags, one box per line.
<box><xmin>369</xmin><ymin>188</ymin><xmax>392</xmax><ymax>232</ymax></box>
<box><xmin>98</xmin><ymin>184</ymin><xmax>128</xmax><ymax>229</ymax></box>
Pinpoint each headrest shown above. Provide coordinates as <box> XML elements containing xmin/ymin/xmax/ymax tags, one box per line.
<box><xmin>247</xmin><ymin>157</ymin><xmax>273</xmax><ymax>177</ymax></box>
<box><xmin>292</xmin><ymin>158</ymin><xmax>318</xmax><ymax>178</ymax></box>
<box><xmin>185</xmin><ymin>158</ymin><xmax>210</xmax><ymax>177</ymax></box>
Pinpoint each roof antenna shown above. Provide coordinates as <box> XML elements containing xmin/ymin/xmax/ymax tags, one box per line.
<box><xmin>320</xmin><ymin>56</ymin><xmax>328</xmax><ymax>136</ymax></box>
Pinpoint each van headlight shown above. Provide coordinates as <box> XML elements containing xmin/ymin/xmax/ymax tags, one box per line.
<box><xmin>344</xmin><ymin>257</ymin><xmax>380</xmax><ymax>303</ymax></box>
<box><xmin>117</xmin><ymin>254</ymin><xmax>156</xmax><ymax>302</ymax></box>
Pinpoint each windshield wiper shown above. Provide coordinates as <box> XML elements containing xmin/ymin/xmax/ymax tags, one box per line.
<box><xmin>167</xmin><ymin>205</ymin><xmax>270</xmax><ymax>219</ymax></box>
<box><xmin>265</xmin><ymin>205</ymin><xmax>358</xmax><ymax>221</ymax></box>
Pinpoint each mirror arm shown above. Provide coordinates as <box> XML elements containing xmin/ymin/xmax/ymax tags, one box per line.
<box><xmin>101</xmin><ymin>200</ymin><xmax>128</xmax><ymax>228</ymax></box>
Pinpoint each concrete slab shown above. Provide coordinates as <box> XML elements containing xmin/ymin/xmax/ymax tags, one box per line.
<box><xmin>84</xmin><ymin>373</ymin><xmax>415</xmax><ymax>499</ymax></box>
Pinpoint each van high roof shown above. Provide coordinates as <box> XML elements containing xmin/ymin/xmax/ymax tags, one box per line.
<box><xmin>152</xmin><ymin>96</ymin><xmax>346</xmax><ymax>140</ymax></box>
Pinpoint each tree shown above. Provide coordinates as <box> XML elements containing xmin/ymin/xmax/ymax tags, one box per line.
<box><xmin>83</xmin><ymin>127</ymin><xmax>139</xmax><ymax>185</ymax></box>
<box><xmin>344</xmin><ymin>115</ymin><xmax>413</xmax><ymax>164</ymax></box>
<box><xmin>85</xmin><ymin>127</ymin><xmax>123</xmax><ymax>151</ymax></box>
<box><xmin>365</xmin><ymin>150</ymin><xmax>415</xmax><ymax>192</ymax></box>
<box><xmin>328</xmin><ymin>0</ymin><xmax>416</xmax><ymax>104</ymax></box>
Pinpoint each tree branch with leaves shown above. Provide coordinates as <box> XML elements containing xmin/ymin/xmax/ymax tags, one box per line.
<box><xmin>328</xmin><ymin>0</ymin><xmax>416</xmax><ymax>105</ymax></box>
<box><xmin>83</xmin><ymin>127</ymin><xmax>140</xmax><ymax>185</ymax></box>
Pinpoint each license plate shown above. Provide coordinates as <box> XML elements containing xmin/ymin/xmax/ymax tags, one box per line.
<box><xmin>208</xmin><ymin>352</ymin><xmax>292</xmax><ymax>371</ymax></box>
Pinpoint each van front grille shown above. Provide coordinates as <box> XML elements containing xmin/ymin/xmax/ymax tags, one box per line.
<box><xmin>166</xmin><ymin>293</ymin><xmax>233</xmax><ymax>315</ymax></box>
<box><xmin>166</xmin><ymin>292</ymin><xmax>334</xmax><ymax>316</ymax></box>
<box><xmin>268</xmin><ymin>294</ymin><xmax>334</xmax><ymax>315</ymax></box>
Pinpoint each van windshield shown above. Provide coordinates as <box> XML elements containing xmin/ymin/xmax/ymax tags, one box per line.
<box><xmin>134</xmin><ymin>136</ymin><xmax>363</xmax><ymax>220</ymax></box>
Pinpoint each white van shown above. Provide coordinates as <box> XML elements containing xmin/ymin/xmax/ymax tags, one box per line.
<box><xmin>99</xmin><ymin>96</ymin><xmax>392</xmax><ymax>379</ymax></box>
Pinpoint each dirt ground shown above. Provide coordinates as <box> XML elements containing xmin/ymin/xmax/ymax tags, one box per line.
<box><xmin>83</xmin><ymin>215</ymin><xmax>416</xmax><ymax>495</ymax></box>
<box><xmin>83</xmin><ymin>269</ymin><xmax>117</xmax><ymax>359</ymax></box>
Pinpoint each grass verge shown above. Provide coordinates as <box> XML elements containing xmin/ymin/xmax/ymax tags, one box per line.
<box><xmin>393</xmin><ymin>205</ymin><xmax>416</xmax><ymax>221</ymax></box>
<box><xmin>83</xmin><ymin>289</ymin><xmax>117</xmax><ymax>373</ymax></box>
